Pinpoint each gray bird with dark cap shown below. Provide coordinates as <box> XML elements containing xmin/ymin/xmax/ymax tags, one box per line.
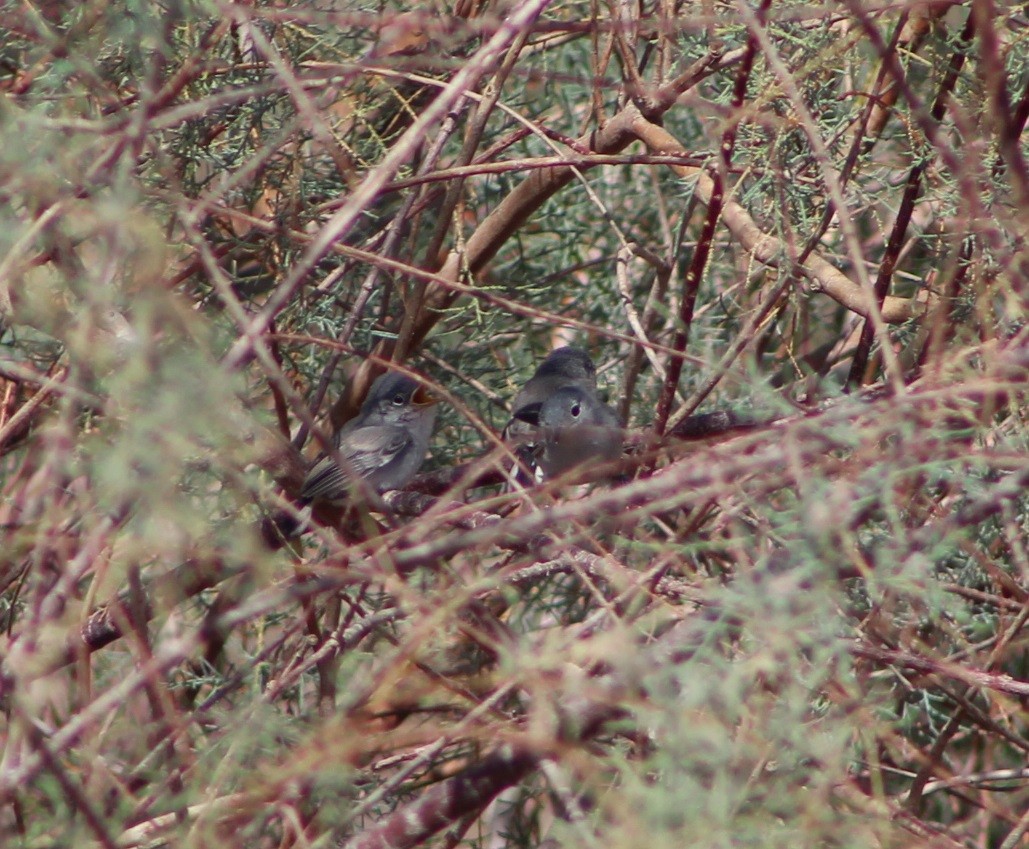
<box><xmin>506</xmin><ymin>346</ymin><xmax>597</xmax><ymax>436</ymax></box>
<box><xmin>300</xmin><ymin>371</ymin><xmax>438</xmax><ymax>504</ymax></box>
<box><xmin>503</xmin><ymin>347</ymin><xmax>599</xmax><ymax>483</ymax></box>
<box><xmin>513</xmin><ymin>384</ymin><xmax>622</xmax><ymax>480</ymax></box>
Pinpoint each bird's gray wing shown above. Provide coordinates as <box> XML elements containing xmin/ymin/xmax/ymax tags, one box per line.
<box><xmin>300</xmin><ymin>426</ymin><xmax>411</xmax><ymax>502</ymax></box>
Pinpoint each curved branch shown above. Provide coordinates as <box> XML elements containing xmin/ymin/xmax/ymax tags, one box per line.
<box><xmin>628</xmin><ymin>116</ymin><xmax>927</xmax><ymax>324</ymax></box>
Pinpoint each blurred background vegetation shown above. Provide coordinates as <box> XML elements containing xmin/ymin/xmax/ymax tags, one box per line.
<box><xmin>1</xmin><ymin>0</ymin><xmax>1027</xmax><ymax>846</ymax></box>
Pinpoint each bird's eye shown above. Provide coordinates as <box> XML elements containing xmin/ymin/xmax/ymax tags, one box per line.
<box><xmin>392</xmin><ymin>393</ymin><xmax>406</xmax><ymax>405</ymax></box>
<box><xmin>570</xmin><ymin>403</ymin><xmax>581</xmax><ymax>417</ymax></box>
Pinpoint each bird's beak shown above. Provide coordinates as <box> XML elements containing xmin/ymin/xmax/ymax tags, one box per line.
<box><xmin>412</xmin><ymin>384</ymin><xmax>437</xmax><ymax>406</ymax></box>
<box><xmin>512</xmin><ymin>402</ymin><xmax>541</xmax><ymax>426</ymax></box>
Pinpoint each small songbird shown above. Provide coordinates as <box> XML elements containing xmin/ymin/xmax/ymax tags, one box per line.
<box><xmin>505</xmin><ymin>346</ymin><xmax>597</xmax><ymax>438</ymax></box>
<box><xmin>503</xmin><ymin>347</ymin><xmax>599</xmax><ymax>483</ymax></box>
<box><xmin>513</xmin><ymin>385</ymin><xmax>622</xmax><ymax>481</ymax></box>
<box><xmin>300</xmin><ymin>371</ymin><xmax>439</xmax><ymax>504</ymax></box>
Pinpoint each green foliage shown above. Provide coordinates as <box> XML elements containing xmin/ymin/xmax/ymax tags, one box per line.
<box><xmin>1</xmin><ymin>0</ymin><xmax>1027</xmax><ymax>847</ymax></box>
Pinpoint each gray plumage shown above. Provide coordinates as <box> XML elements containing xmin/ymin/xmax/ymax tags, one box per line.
<box><xmin>505</xmin><ymin>346</ymin><xmax>597</xmax><ymax>442</ymax></box>
<box><xmin>300</xmin><ymin>372</ymin><xmax>438</xmax><ymax>503</ymax></box>
<box><xmin>519</xmin><ymin>385</ymin><xmax>623</xmax><ymax>480</ymax></box>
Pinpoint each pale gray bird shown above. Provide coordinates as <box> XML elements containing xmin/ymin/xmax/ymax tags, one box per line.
<box><xmin>503</xmin><ymin>347</ymin><xmax>599</xmax><ymax>484</ymax></box>
<box><xmin>300</xmin><ymin>372</ymin><xmax>438</xmax><ymax>504</ymax></box>
<box><xmin>514</xmin><ymin>385</ymin><xmax>623</xmax><ymax>480</ymax></box>
<box><xmin>505</xmin><ymin>346</ymin><xmax>597</xmax><ymax>440</ymax></box>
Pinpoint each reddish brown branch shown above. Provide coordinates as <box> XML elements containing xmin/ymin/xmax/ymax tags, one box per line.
<box><xmin>653</xmin><ymin>0</ymin><xmax>770</xmax><ymax>434</ymax></box>
<box><xmin>845</xmin><ymin>10</ymin><xmax>975</xmax><ymax>388</ymax></box>
<box><xmin>629</xmin><ymin>118</ymin><xmax>925</xmax><ymax>324</ymax></box>
<box><xmin>972</xmin><ymin>0</ymin><xmax>1029</xmax><ymax>209</ymax></box>
<box><xmin>341</xmin><ymin>747</ymin><xmax>539</xmax><ymax>849</ymax></box>
<box><xmin>852</xmin><ymin>643</ymin><xmax>1029</xmax><ymax>698</ymax></box>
